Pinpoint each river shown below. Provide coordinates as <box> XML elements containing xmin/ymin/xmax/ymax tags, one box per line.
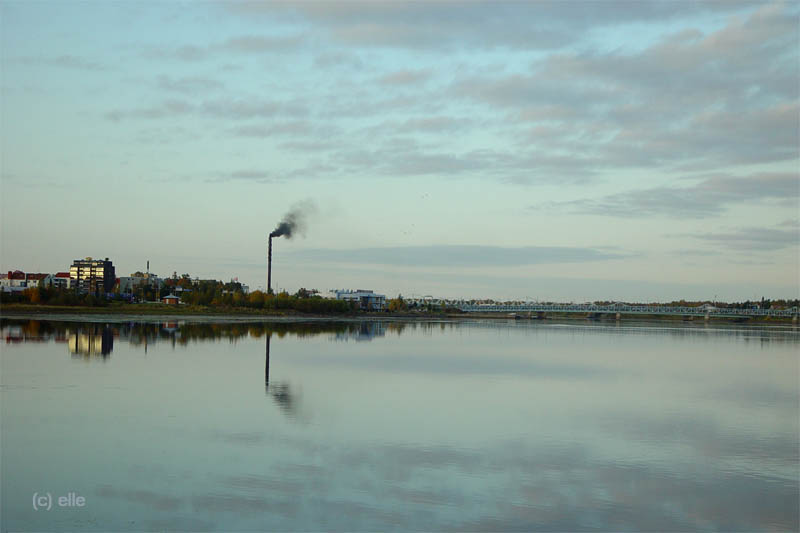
<box><xmin>1</xmin><ymin>318</ymin><xmax>798</xmax><ymax>531</ymax></box>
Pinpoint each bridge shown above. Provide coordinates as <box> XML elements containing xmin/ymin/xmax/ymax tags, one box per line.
<box><xmin>456</xmin><ymin>303</ymin><xmax>798</xmax><ymax>319</ymax></box>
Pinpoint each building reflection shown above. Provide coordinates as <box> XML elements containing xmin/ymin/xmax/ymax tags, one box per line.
<box><xmin>69</xmin><ymin>325</ymin><xmax>113</xmax><ymax>358</ymax></box>
<box><xmin>334</xmin><ymin>321</ymin><xmax>386</xmax><ymax>342</ymax></box>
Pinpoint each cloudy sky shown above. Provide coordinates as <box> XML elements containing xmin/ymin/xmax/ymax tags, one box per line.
<box><xmin>1</xmin><ymin>1</ymin><xmax>798</xmax><ymax>301</ymax></box>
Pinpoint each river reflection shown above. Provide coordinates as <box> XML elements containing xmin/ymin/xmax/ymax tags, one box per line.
<box><xmin>2</xmin><ymin>318</ymin><xmax>396</xmax><ymax>352</ymax></box>
<box><xmin>4</xmin><ymin>317</ymin><xmax>797</xmax><ymax>353</ymax></box>
<box><xmin>1</xmin><ymin>317</ymin><xmax>798</xmax><ymax>531</ymax></box>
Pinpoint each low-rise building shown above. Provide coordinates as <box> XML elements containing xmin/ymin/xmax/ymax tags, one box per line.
<box><xmin>119</xmin><ymin>271</ymin><xmax>162</xmax><ymax>294</ymax></box>
<box><xmin>331</xmin><ymin>289</ymin><xmax>386</xmax><ymax>311</ymax></box>
<box><xmin>161</xmin><ymin>294</ymin><xmax>180</xmax><ymax>305</ymax></box>
<box><xmin>1</xmin><ymin>271</ymin><xmax>28</xmax><ymax>292</ymax></box>
<box><xmin>52</xmin><ymin>272</ymin><xmax>72</xmax><ymax>289</ymax></box>
<box><xmin>1</xmin><ymin>271</ymin><xmax>53</xmax><ymax>292</ymax></box>
<box><xmin>26</xmin><ymin>273</ymin><xmax>53</xmax><ymax>287</ymax></box>
<box><xmin>119</xmin><ymin>276</ymin><xmax>145</xmax><ymax>294</ymax></box>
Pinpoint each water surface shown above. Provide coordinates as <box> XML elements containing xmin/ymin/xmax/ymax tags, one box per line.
<box><xmin>2</xmin><ymin>318</ymin><xmax>798</xmax><ymax>531</ymax></box>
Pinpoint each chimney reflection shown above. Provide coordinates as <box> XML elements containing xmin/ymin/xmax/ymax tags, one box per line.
<box><xmin>265</xmin><ymin>333</ymin><xmax>270</xmax><ymax>384</ymax></box>
<box><xmin>265</xmin><ymin>333</ymin><xmax>299</xmax><ymax>418</ymax></box>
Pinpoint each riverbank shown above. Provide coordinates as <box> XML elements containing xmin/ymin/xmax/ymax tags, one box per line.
<box><xmin>459</xmin><ymin>311</ymin><xmax>797</xmax><ymax>324</ymax></box>
<box><xmin>1</xmin><ymin>303</ymin><xmax>314</xmax><ymax>316</ymax></box>
<box><xmin>1</xmin><ymin>303</ymin><xmax>796</xmax><ymax>324</ymax></box>
<box><xmin>0</xmin><ymin>303</ymin><xmax>440</xmax><ymax>322</ymax></box>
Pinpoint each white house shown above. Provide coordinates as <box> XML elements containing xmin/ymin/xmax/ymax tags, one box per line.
<box><xmin>331</xmin><ymin>289</ymin><xmax>386</xmax><ymax>311</ymax></box>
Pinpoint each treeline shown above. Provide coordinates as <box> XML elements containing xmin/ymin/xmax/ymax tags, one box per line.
<box><xmin>387</xmin><ymin>295</ymin><xmax>461</xmax><ymax>314</ymax></box>
<box><xmin>179</xmin><ymin>281</ymin><xmax>353</xmax><ymax>313</ymax></box>
<box><xmin>586</xmin><ymin>299</ymin><xmax>798</xmax><ymax>309</ymax></box>
<box><xmin>0</xmin><ymin>287</ymin><xmax>111</xmax><ymax>307</ymax></box>
<box><xmin>0</xmin><ymin>283</ymin><xmax>355</xmax><ymax>315</ymax></box>
<box><xmin>660</xmin><ymin>298</ymin><xmax>799</xmax><ymax>310</ymax></box>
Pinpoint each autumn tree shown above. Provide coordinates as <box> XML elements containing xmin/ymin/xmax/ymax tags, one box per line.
<box><xmin>388</xmin><ymin>294</ymin><xmax>408</xmax><ymax>312</ymax></box>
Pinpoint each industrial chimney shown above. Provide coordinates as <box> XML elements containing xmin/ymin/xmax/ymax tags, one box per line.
<box><xmin>267</xmin><ymin>236</ymin><xmax>273</xmax><ymax>294</ymax></box>
<box><xmin>268</xmin><ymin>200</ymin><xmax>315</xmax><ymax>295</ymax></box>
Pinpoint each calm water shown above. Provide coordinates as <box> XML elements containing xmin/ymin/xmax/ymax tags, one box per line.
<box><xmin>1</xmin><ymin>317</ymin><xmax>798</xmax><ymax>532</ymax></box>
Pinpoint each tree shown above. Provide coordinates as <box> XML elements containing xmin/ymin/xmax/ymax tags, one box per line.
<box><xmin>233</xmin><ymin>291</ymin><xmax>246</xmax><ymax>307</ymax></box>
<box><xmin>275</xmin><ymin>291</ymin><xmax>291</xmax><ymax>309</ymax></box>
<box><xmin>388</xmin><ymin>294</ymin><xmax>408</xmax><ymax>312</ymax></box>
<box><xmin>248</xmin><ymin>290</ymin><xmax>266</xmax><ymax>308</ymax></box>
<box><xmin>26</xmin><ymin>287</ymin><xmax>41</xmax><ymax>304</ymax></box>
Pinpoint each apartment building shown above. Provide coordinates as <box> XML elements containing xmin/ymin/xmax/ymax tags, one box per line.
<box><xmin>69</xmin><ymin>257</ymin><xmax>116</xmax><ymax>294</ymax></box>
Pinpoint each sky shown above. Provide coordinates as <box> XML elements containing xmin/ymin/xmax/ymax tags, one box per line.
<box><xmin>1</xmin><ymin>1</ymin><xmax>798</xmax><ymax>302</ymax></box>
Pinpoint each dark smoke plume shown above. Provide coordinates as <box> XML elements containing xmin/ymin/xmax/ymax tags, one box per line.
<box><xmin>269</xmin><ymin>200</ymin><xmax>316</xmax><ymax>239</ymax></box>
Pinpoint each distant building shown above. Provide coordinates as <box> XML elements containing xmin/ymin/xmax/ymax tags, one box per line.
<box><xmin>231</xmin><ymin>277</ymin><xmax>249</xmax><ymax>294</ymax></box>
<box><xmin>1</xmin><ymin>271</ymin><xmax>53</xmax><ymax>292</ymax></box>
<box><xmin>26</xmin><ymin>273</ymin><xmax>53</xmax><ymax>287</ymax></box>
<box><xmin>405</xmin><ymin>296</ymin><xmax>446</xmax><ymax>308</ymax></box>
<box><xmin>119</xmin><ymin>271</ymin><xmax>163</xmax><ymax>295</ymax></box>
<box><xmin>161</xmin><ymin>294</ymin><xmax>180</xmax><ymax>305</ymax></box>
<box><xmin>52</xmin><ymin>272</ymin><xmax>72</xmax><ymax>289</ymax></box>
<box><xmin>1</xmin><ymin>271</ymin><xmax>27</xmax><ymax>292</ymax></box>
<box><xmin>69</xmin><ymin>257</ymin><xmax>116</xmax><ymax>294</ymax></box>
<box><xmin>331</xmin><ymin>289</ymin><xmax>386</xmax><ymax>311</ymax></box>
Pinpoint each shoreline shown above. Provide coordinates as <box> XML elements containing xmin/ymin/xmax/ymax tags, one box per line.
<box><xmin>1</xmin><ymin>303</ymin><xmax>796</xmax><ymax>325</ymax></box>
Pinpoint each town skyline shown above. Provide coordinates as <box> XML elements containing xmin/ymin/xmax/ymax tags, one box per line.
<box><xmin>1</xmin><ymin>2</ymin><xmax>798</xmax><ymax>302</ymax></box>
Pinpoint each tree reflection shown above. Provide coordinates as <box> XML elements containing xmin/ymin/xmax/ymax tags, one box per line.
<box><xmin>3</xmin><ymin>317</ymin><xmax>793</xmax><ymax>358</ymax></box>
<box><xmin>1</xmin><ymin>319</ymin><xmax>406</xmax><ymax>354</ymax></box>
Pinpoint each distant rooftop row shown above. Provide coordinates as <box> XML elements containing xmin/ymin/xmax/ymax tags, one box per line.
<box><xmin>1</xmin><ymin>257</ymin><xmax>245</xmax><ymax>296</ymax></box>
<box><xmin>1</xmin><ymin>257</ymin><xmax>390</xmax><ymax>310</ymax></box>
